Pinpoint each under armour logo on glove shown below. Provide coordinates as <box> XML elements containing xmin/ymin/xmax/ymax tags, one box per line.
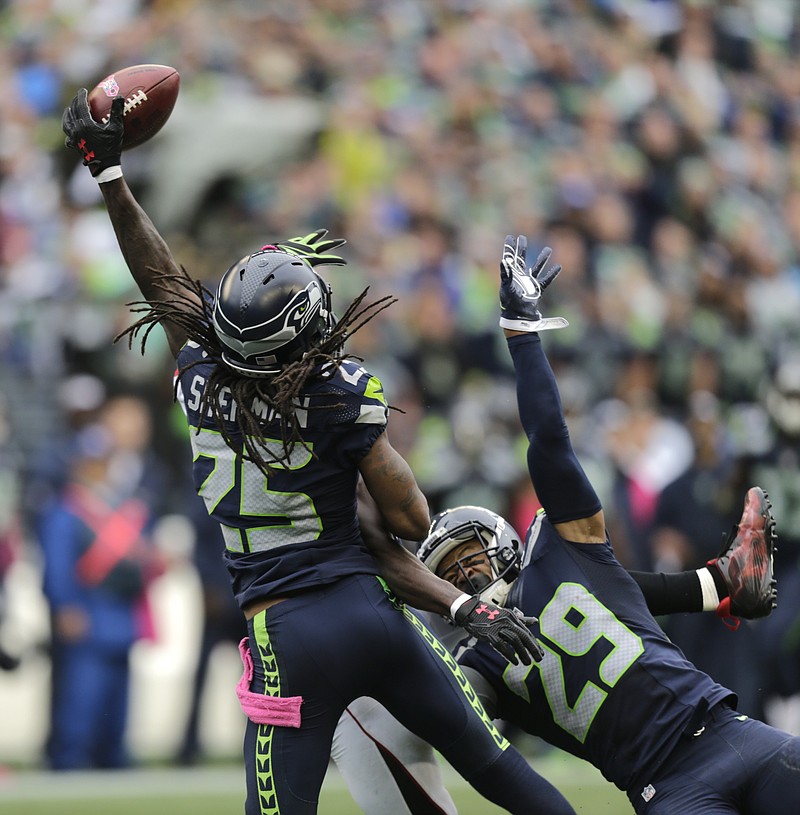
<box><xmin>77</xmin><ymin>139</ymin><xmax>95</xmax><ymax>164</ymax></box>
<box><xmin>454</xmin><ymin>595</ymin><xmax>544</xmax><ymax>665</ymax></box>
<box><xmin>472</xmin><ymin>602</ymin><xmax>500</xmax><ymax>620</ymax></box>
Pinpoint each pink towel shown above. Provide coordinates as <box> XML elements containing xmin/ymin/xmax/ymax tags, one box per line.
<box><xmin>236</xmin><ymin>638</ymin><xmax>303</xmax><ymax>727</ymax></box>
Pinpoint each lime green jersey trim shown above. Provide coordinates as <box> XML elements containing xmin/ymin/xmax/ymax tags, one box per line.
<box><xmin>364</xmin><ymin>375</ymin><xmax>388</xmax><ymax>406</ymax></box>
<box><xmin>251</xmin><ymin>612</ymin><xmax>281</xmax><ymax>815</ymax></box>
<box><xmin>402</xmin><ymin>606</ymin><xmax>509</xmax><ymax>751</ymax></box>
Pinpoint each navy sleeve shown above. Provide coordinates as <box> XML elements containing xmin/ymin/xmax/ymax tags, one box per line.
<box><xmin>507</xmin><ymin>333</ymin><xmax>601</xmax><ymax>524</ymax></box>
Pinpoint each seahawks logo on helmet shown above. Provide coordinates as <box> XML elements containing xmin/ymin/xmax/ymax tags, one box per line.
<box><xmin>212</xmin><ymin>249</ymin><xmax>334</xmax><ymax>377</ymax></box>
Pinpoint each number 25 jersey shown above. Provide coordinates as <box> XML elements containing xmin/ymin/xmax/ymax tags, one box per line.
<box><xmin>175</xmin><ymin>341</ymin><xmax>388</xmax><ymax>609</ymax></box>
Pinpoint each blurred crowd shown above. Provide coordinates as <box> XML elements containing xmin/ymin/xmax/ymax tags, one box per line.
<box><xmin>2</xmin><ymin>0</ymin><xmax>800</xmax><ymax>767</ymax></box>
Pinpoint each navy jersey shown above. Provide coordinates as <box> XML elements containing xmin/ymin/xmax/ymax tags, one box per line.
<box><xmin>175</xmin><ymin>341</ymin><xmax>388</xmax><ymax>608</ymax></box>
<box><xmin>457</xmin><ymin>510</ymin><xmax>735</xmax><ymax>795</ymax></box>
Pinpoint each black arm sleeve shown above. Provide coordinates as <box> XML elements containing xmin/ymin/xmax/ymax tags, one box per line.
<box><xmin>629</xmin><ymin>570</ymin><xmax>704</xmax><ymax>616</ymax></box>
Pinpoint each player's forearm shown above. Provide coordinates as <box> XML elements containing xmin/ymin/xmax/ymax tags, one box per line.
<box><xmin>357</xmin><ymin>483</ymin><xmax>457</xmax><ymax>614</ymax></box>
<box><xmin>100</xmin><ymin>177</ymin><xmax>193</xmax><ymax>355</ymax></box>
<box><xmin>100</xmin><ymin>177</ymin><xmax>183</xmax><ymax>304</ymax></box>
<box><xmin>370</xmin><ymin>539</ymin><xmax>462</xmax><ymax>615</ymax></box>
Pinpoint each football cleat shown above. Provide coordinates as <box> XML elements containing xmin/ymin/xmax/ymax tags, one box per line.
<box><xmin>709</xmin><ymin>487</ymin><xmax>777</xmax><ymax>628</ymax></box>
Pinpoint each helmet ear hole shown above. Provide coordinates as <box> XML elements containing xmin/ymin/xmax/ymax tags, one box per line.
<box><xmin>211</xmin><ymin>250</ymin><xmax>335</xmax><ymax>377</ymax></box>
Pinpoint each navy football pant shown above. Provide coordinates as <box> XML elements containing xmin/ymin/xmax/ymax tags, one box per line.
<box><xmin>242</xmin><ymin>573</ymin><xmax>575</xmax><ymax>815</ymax></box>
<box><xmin>630</xmin><ymin>704</ymin><xmax>800</xmax><ymax>813</ymax></box>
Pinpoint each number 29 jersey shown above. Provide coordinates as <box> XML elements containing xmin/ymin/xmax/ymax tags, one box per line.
<box><xmin>456</xmin><ymin>511</ymin><xmax>735</xmax><ymax>795</ymax></box>
<box><xmin>175</xmin><ymin>341</ymin><xmax>388</xmax><ymax>609</ymax></box>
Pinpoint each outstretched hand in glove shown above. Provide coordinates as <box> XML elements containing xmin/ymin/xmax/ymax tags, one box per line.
<box><xmin>62</xmin><ymin>89</ymin><xmax>125</xmax><ymax>182</ymax></box>
<box><xmin>499</xmin><ymin>234</ymin><xmax>568</xmax><ymax>332</ymax></box>
<box><xmin>276</xmin><ymin>229</ymin><xmax>347</xmax><ymax>268</ymax></box>
<box><xmin>453</xmin><ymin>595</ymin><xmax>544</xmax><ymax>665</ymax></box>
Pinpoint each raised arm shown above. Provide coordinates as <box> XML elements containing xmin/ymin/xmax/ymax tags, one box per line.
<box><xmin>99</xmin><ymin>179</ymin><xmax>193</xmax><ymax>355</ymax></box>
<box><xmin>62</xmin><ymin>89</ymin><xmax>195</xmax><ymax>356</ymax></box>
<box><xmin>499</xmin><ymin>234</ymin><xmax>605</xmax><ymax>543</ymax></box>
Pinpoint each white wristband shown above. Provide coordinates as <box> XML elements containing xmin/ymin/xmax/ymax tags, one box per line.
<box><xmin>449</xmin><ymin>593</ymin><xmax>473</xmax><ymax>620</ymax></box>
<box><xmin>697</xmin><ymin>567</ymin><xmax>721</xmax><ymax>611</ymax></box>
<box><xmin>95</xmin><ymin>166</ymin><xmax>123</xmax><ymax>184</ymax></box>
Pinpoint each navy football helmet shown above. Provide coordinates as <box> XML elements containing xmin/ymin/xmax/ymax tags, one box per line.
<box><xmin>418</xmin><ymin>505</ymin><xmax>524</xmax><ymax>608</ymax></box>
<box><xmin>212</xmin><ymin>249</ymin><xmax>335</xmax><ymax>376</ymax></box>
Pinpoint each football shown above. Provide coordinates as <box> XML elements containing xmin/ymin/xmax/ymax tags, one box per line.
<box><xmin>88</xmin><ymin>64</ymin><xmax>180</xmax><ymax>151</ymax></box>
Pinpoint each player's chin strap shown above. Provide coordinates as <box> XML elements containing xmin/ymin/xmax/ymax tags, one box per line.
<box><xmin>480</xmin><ymin>578</ymin><xmax>511</xmax><ymax>608</ymax></box>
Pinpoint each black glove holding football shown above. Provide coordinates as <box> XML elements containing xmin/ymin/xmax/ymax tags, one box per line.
<box><xmin>454</xmin><ymin>595</ymin><xmax>545</xmax><ymax>665</ymax></box>
<box><xmin>62</xmin><ymin>88</ymin><xmax>124</xmax><ymax>178</ymax></box>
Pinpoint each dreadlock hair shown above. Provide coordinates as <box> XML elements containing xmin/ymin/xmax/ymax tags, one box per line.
<box><xmin>116</xmin><ymin>266</ymin><xmax>397</xmax><ymax>475</ymax></box>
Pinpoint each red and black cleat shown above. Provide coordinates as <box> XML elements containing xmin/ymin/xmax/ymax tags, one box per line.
<box><xmin>709</xmin><ymin>487</ymin><xmax>777</xmax><ymax>630</ymax></box>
